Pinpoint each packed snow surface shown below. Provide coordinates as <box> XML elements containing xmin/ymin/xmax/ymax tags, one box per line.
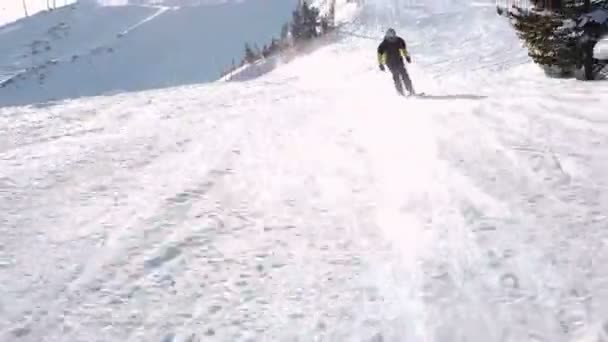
<box><xmin>2</xmin><ymin>0</ymin><xmax>608</xmax><ymax>341</ymax></box>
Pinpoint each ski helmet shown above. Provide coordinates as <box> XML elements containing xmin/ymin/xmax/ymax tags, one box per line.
<box><xmin>385</xmin><ymin>28</ymin><xmax>396</xmax><ymax>38</ymax></box>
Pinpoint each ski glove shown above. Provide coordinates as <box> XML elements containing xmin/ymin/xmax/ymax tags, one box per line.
<box><xmin>379</xmin><ymin>64</ymin><xmax>385</xmax><ymax>71</ymax></box>
<box><xmin>406</xmin><ymin>56</ymin><xmax>412</xmax><ymax>63</ymax></box>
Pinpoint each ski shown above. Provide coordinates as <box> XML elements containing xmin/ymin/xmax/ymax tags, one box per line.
<box><xmin>403</xmin><ymin>92</ymin><xmax>425</xmax><ymax>98</ymax></box>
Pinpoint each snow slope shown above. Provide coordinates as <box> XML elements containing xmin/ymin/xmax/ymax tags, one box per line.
<box><xmin>0</xmin><ymin>2</ymin><xmax>158</xmax><ymax>83</ymax></box>
<box><xmin>0</xmin><ymin>0</ymin><xmax>298</xmax><ymax>107</ymax></box>
<box><xmin>2</xmin><ymin>0</ymin><xmax>608</xmax><ymax>341</ymax></box>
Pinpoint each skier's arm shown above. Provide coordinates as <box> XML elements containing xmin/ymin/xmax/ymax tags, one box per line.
<box><xmin>398</xmin><ymin>38</ymin><xmax>411</xmax><ymax>62</ymax></box>
<box><xmin>398</xmin><ymin>38</ymin><xmax>410</xmax><ymax>58</ymax></box>
<box><xmin>377</xmin><ymin>42</ymin><xmax>387</xmax><ymax>65</ymax></box>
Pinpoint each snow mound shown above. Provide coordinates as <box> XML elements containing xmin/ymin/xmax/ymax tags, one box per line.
<box><xmin>596</xmin><ymin>35</ymin><xmax>608</xmax><ymax>60</ymax></box>
<box><xmin>219</xmin><ymin>56</ymin><xmax>284</xmax><ymax>82</ymax></box>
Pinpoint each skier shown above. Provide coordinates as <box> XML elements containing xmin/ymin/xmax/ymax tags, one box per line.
<box><xmin>377</xmin><ymin>28</ymin><xmax>416</xmax><ymax>96</ymax></box>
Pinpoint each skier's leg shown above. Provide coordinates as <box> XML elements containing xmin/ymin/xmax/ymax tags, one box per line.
<box><xmin>399</xmin><ymin>65</ymin><xmax>415</xmax><ymax>95</ymax></box>
<box><xmin>389</xmin><ymin>66</ymin><xmax>404</xmax><ymax>95</ymax></box>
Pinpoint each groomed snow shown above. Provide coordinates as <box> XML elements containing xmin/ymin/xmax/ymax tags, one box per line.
<box><xmin>2</xmin><ymin>1</ymin><xmax>608</xmax><ymax>341</ymax></box>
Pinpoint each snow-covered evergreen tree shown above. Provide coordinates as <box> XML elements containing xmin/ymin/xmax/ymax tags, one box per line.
<box><xmin>244</xmin><ymin>43</ymin><xmax>258</xmax><ymax>63</ymax></box>
<box><xmin>291</xmin><ymin>1</ymin><xmax>321</xmax><ymax>43</ymax></box>
<box><xmin>505</xmin><ymin>0</ymin><xmax>608</xmax><ymax>79</ymax></box>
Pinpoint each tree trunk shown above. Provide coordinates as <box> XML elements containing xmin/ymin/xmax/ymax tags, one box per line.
<box><xmin>329</xmin><ymin>0</ymin><xmax>336</xmax><ymax>28</ymax></box>
<box><xmin>550</xmin><ymin>0</ymin><xmax>562</xmax><ymax>11</ymax></box>
<box><xmin>583</xmin><ymin>40</ymin><xmax>595</xmax><ymax>80</ymax></box>
<box><xmin>22</xmin><ymin>0</ymin><xmax>29</xmax><ymax>16</ymax></box>
<box><xmin>533</xmin><ymin>0</ymin><xmax>561</xmax><ymax>11</ymax></box>
<box><xmin>583</xmin><ymin>0</ymin><xmax>593</xmax><ymax>80</ymax></box>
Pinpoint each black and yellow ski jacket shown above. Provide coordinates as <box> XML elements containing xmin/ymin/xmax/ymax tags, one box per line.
<box><xmin>377</xmin><ymin>37</ymin><xmax>410</xmax><ymax>67</ymax></box>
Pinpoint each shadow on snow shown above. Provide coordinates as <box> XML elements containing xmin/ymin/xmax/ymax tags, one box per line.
<box><xmin>414</xmin><ymin>93</ymin><xmax>487</xmax><ymax>100</ymax></box>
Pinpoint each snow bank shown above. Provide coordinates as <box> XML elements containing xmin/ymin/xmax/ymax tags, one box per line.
<box><xmin>219</xmin><ymin>56</ymin><xmax>284</xmax><ymax>82</ymax></box>
<box><xmin>595</xmin><ymin>35</ymin><xmax>608</xmax><ymax>60</ymax></box>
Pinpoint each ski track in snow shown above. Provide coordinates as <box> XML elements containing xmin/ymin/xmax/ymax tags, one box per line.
<box><xmin>2</xmin><ymin>2</ymin><xmax>608</xmax><ymax>342</ymax></box>
<box><xmin>119</xmin><ymin>5</ymin><xmax>170</xmax><ymax>36</ymax></box>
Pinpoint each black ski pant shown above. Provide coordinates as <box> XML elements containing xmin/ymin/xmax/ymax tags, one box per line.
<box><xmin>388</xmin><ymin>63</ymin><xmax>414</xmax><ymax>95</ymax></box>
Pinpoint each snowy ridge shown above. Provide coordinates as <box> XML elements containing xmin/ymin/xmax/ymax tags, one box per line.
<box><xmin>2</xmin><ymin>0</ymin><xmax>608</xmax><ymax>341</ymax></box>
<box><xmin>218</xmin><ymin>55</ymin><xmax>284</xmax><ymax>82</ymax></box>
<box><xmin>220</xmin><ymin>0</ymin><xmax>360</xmax><ymax>83</ymax></box>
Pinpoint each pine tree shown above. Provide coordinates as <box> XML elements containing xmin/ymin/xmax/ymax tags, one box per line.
<box><xmin>302</xmin><ymin>2</ymin><xmax>321</xmax><ymax>39</ymax></box>
<box><xmin>253</xmin><ymin>43</ymin><xmax>262</xmax><ymax>58</ymax></box>
<box><xmin>281</xmin><ymin>23</ymin><xmax>290</xmax><ymax>41</ymax></box>
<box><xmin>268</xmin><ymin>38</ymin><xmax>280</xmax><ymax>56</ymax></box>
<box><xmin>244</xmin><ymin>43</ymin><xmax>258</xmax><ymax>63</ymax></box>
<box><xmin>510</xmin><ymin>8</ymin><xmax>577</xmax><ymax>70</ymax></box>
<box><xmin>291</xmin><ymin>5</ymin><xmax>305</xmax><ymax>42</ymax></box>
<box><xmin>291</xmin><ymin>1</ymin><xmax>322</xmax><ymax>43</ymax></box>
<box><xmin>328</xmin><ymin>0</ymin><xmax>336</xmax><ymax>28</ymax></box>
<box><xmin>507</xmin><ymin>0</ymin><xmax>608</xmax><ymax>79</ymax></box>
<box><xmin>262</xmin><ymin>44</ymin><xmax>270</xmax><ymax>58</ymax></box>
<box><xmin>320</xmin><ymin>17</ymin><xmax>331</xmax><ymax>35</ymax></box>
<box><xmin>22</xmin><ymin>0</ymin><xmax>29</xmax><ymax>17</ymax></box>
